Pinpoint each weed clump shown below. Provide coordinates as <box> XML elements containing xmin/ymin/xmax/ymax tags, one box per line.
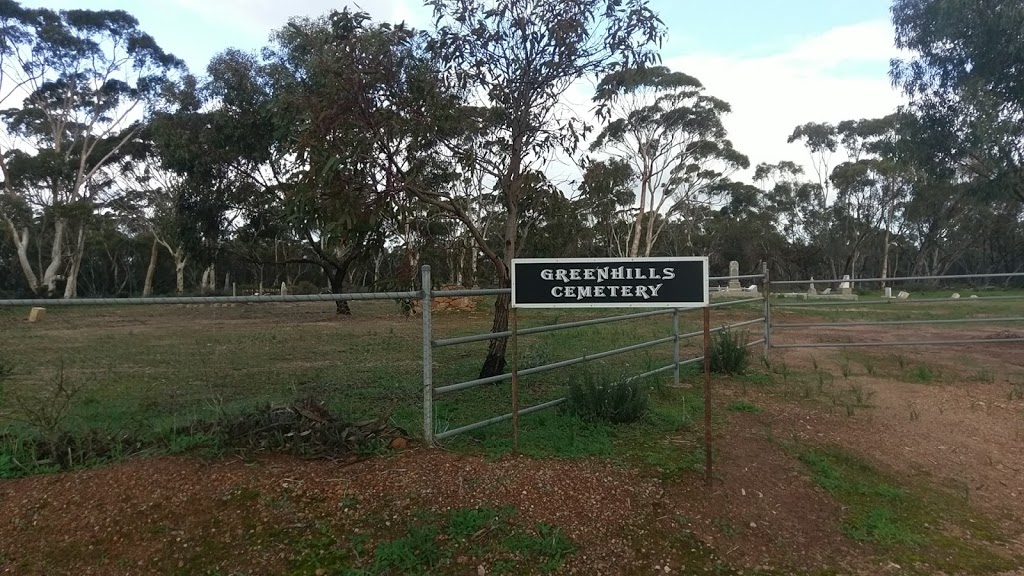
<box><xmin>710</xmin><ymin>328</ymin><xmax>750</xmax><ymax>375</ymax></box>
<box><xmin>562</xmin><ymin>371</ymin><xmax>648</xmax><ymax>424</ymax></box>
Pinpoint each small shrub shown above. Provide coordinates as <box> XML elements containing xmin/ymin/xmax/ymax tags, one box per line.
<box><xmin>727</xmin><ymin>400</ymin><xmax>760</xmax><ymax>413</ymax></box>
<box><xmin>861</xmin><ymin>358</ymin><xmax>877</xmax><ymax>376</ymax></box>
<box><xmin>910</xmin><ymin>365</ymin><xmax>935</xmax><ymax>383</ymax></box>
<box><xmin>709</xmin><ymin>328</ymin><xmax>749</xmax><ymax>375</ymax></box>
<box><xmin>974</xmin><ymin>368</ymin><xmax>994</xmax><ymax>383</ymax></box>
<box><xmin>561</xmin><ymin>371</ymin><xmax>648</xmax><ymax>424</ymax></box>
<box><xmin>839</xmin><ymin>357</ymin><xmax>852</xmax><ymax>379</ymax></box>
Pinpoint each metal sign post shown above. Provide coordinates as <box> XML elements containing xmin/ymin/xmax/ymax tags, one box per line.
<box><xmin>703</xmin><ymin>305</ymin><xmax>712</xmax><ymax>487</ymax></box>
<box><xmin>511</xmin><ymin>306</ymin><xmax>520</xmax><ymax>452</ymax></box>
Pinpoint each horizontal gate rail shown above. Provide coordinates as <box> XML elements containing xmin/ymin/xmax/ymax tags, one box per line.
<box><xmin>435</xmin><ymin>397</ymin><xmax>567</xmax><ymax>441</ymax></box>
<box><xmin>709</xmin><ymin>296</ymin><xmax>764</xmax><ymax>308</ymax></box>
<box><xmin>773</xmin><ymin>295</ymin><xmax>1024</xmax><ymax>307</ymax></box>
<box><xmin>773</xmin><ymin>337</ymin><xmax>1024</xmax><ymax>349</ymax></box>
<box><xmin>772</xmin><ymin>271</ymin><xmax>1024</xmax><ymax>286</ymax></box>
<box><xmin>436</xmin><ymin>316</ymin><xmax>766</xmax><ymax>396</ymax></box>
<box><xmin>433</xmin><ymin>308</ymin><xmax>674</xmax><ymax>348</ymax></box>
<box><xmin>435</xmin><ymin>335</ymin><xmax>676</xmax><ymax>395</ymax></box>
<box><xmin>773</xmin><ymin>317</ymin><xmax>1024</xmax><ymax>329</ymax></box>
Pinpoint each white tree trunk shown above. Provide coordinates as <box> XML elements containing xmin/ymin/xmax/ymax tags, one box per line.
<box><xmin>143</xmin><ymin>236</ymin><xmax>159</xmax><ymax>297</ymax></box>
<box><xmin>466</xmin><ymin>236</ymin><xmax>477</xmax><ymax>287</ymax></box>
<box><xmin>629</xmin><ymin>176</ymin><xmax>649</xmax><ymax>257</ymax></box>
<box><xmin>62</xmin><ymin>225</ymin><xmax>86</xmax><ymax>299</ymax></box>
<box><xmin>880</xmin><ymin>229</ymin><xmax>891</xmax><ymax>289</ymax></box>
<box><xmin>173</xmin><ymin>250</ymin><xmax>186</xmax><ymax>295</ymax></box>
<box><xmin>200</xmin><ymin>263</ymin><xmax>216</xmax><ymax>294</ymax></box>
<box><xmin>43</xmin><ymin>218</ymin><xmax>66</xmax><ymax>295</ymax></box>
<box><xmin>5</xmin><ymin>220</ymin><xmax>41</xmax><ymax>293</ymax></box>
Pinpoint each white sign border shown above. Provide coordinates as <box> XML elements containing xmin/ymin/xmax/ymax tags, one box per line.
<box><xmin>510</xmin><ymin>256</ymin><xmax>710</xmax><ymax>309</ymax></box>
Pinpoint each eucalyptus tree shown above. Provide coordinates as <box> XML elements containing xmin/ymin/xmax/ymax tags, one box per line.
<box><xmin>891</xmin><ymin>0</ymin><xmax>1024</xmax><ymax>202</ymax></box>
<box><xmin>591</xmin><ymin>66</ymin><xmax>747</xmax><ymax>257</ymax></box>
<box><xmin>787</xmin><ymin>122</ymin><xmax>838</xmax><ymax>208</ymax></box>
<box><xmin>0</xmin><ymin>1</ymin><xmax>182</xmax><ymax>297</ymax></box>
<box><xmin>418</xmin><ymin>0</ymin><xmax>665</xmax><ymax>376</ymax></box>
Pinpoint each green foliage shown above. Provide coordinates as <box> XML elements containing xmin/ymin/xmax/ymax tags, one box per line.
<box><xmin>562</xmin><ymin>370</ymin><xmax>649</xmax><ymax>424</ymax></box>
<box><xmin>909</xmin><ymin>365</ymin><xmax>935</xmax><ymax>383</ymax></box>
<box><xmin>726</xmin><ymin>400</ymin><xmax>760</xmax><ymax>413</ymax></box>
<box><xmin>891</xmin><ymin>0</ymin><xmax>1024</xmax><ymax>204</ymax></box>
<box><xmin>709</xmin><ymin>329</ymin><xmax>749</xmax><ymax>375</ymax></box>
<box><xmin>797</xmin><ymin>445</ymin><xmax>1012</xmax><ymax>571</ymax></box>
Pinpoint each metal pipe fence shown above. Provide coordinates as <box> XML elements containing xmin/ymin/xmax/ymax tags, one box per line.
<box><xmin>423</xmin><ymin>267</ymin><xmax>768</xmax><ymax>443</ymax></box>
<box><xmin>766</xmin><ymin>270</ymin><xmax>1024</xmax><ymax>351</ymax></box>
<box><xmin>0</xmin><ymin>264</ymin><xmax>768</xmax><ymax>447</ymax></box>
<box><xmin>772</xmin><ymin>271</ymin><xmax>1024</xmax><ymax>286</ymax></box>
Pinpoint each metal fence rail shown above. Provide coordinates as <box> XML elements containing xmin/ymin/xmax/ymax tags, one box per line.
<box><xmin>0</xmin><ymin>291</ymin><xmax>422</xmax><ymax>306</ymax></box>
<box><xmin>772</xmin><ymin>271</ymin><xmax>1024</xmax><ymax>286</ymax></box>
<box><xmin>424</xmin><ymin>266</ymin><xmax>768</xmax><ymax>443</ymax></box>
<box><xmin>0</xmin><ymin>264</ymin><xmax>769</xmax><ymax>446</ymax></box>
<box><xmin>772</xmin><ymin>294</ymin><xmax>1024</xmax><ymax>308</ymax></box>
<box><xmin>767</xmin><ymin>270</ymin><xmax>1024</xmax><ymax>352</ymax></box>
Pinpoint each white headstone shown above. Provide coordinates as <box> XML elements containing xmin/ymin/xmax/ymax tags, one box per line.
<box><xmin>951</xmin><ymin>293</ymin><xmax>960</xmax><ymax>299</ymax></box>
<box><xmin>970</xmin><ymin>294</ymin><xmax>979</xmax><ymax>299</ymax></box>
<box><xmin>884</xmin><ymin>287</ymin><xmax>893</xmax><ymax>299</ymax></box>
<box><xmin>839</xmin><ymin>274</ymin><xmax>853</xmax><ymax>295</ymax></box>
<box><xmin>822</xmin><ymin>288</ymin><xmax>832</xmax><ymax>295</ymax></box>
<box><xmin>807</xmin><ymin>277</ymin><xmax>817</xmax><ymax>296</ymax></box>
<box><xmin>280</xmin><ymin>282</ymin><xmax>288</xmax><ymax>296</ymax></box>
<box><xmin>728</xmin><ymin>261</ymin><xmax>741</xmax><ymax>290</ymax></box>
<box><xmin>897</xmin><ymin>290</ymin><xmax>910</xmax><ymax>300</ymax></box>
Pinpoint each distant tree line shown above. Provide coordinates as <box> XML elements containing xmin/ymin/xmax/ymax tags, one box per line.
<box><xmin>1</xmin><ymin>0</ymin><xmax>1022</xmax><ymax>374</ymax></box>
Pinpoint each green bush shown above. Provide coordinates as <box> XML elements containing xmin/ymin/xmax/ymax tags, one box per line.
<box><xmin>710</xmin><ymin>328</ymin><xmax>749</xmax><ymax>375</ymax></box>
<box><xmin>561</xmin><ymin>370</ymin><xmax>648</xmax><ymax>424</ymax></box>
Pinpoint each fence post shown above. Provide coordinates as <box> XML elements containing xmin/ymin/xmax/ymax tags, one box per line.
<box><xmin>673</xmin><ymin>309</ymin><xmax>680</xmax><ymax>386</ymax></box>
<box><xmin>762</xmin><ymin>261</ymin><xmax>771</xmax><ymax>357</ymax></box>
<box><xmin>421</xmin><ymin>265</ymin><xmax>434</xmax><ymax>445</ymax></box>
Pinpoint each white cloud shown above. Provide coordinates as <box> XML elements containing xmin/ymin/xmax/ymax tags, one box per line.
<box><xmin>663</xmin><ymin>20</ymin><xmax>909</xmax><ymax>180</ymax></box>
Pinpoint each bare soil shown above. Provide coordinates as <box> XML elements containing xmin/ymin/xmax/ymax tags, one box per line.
<box><xmin>2</xmin><ymin>308</ymin><xmax>1024</xmax><ymax>574</ymax></box>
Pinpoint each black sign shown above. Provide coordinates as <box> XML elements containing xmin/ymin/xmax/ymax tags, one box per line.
<box><xmin>511</xmin><ymin>257</ymin><xmax>708</xmax><ymax>308</ymax></box>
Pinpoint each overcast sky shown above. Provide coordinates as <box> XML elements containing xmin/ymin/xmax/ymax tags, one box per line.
<box><xmin>24</xmin><ymin>0</ymin><xmax>908</xmax><ymax>184</ymax></box>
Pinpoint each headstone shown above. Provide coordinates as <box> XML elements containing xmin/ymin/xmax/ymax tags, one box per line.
<box><xmin>27</xmin><ymin>307</ymin><xmax>46</xmax><ymax>322</ymax></box>
<box><xmin>839</xmin><ymin>275</ymin><xmax>853</xmax><ymax>295</ymax></box>
<box><xmin>807</xmin><ymin>277</ymin><xmax>817</xmax><ymax>296</ymax></box>
<box><xmin>897</xmin><ymin>290</ymin><xmax>910</xmax><ymax>300</ymax></box>
<box><xmin>951</xmin><ymin>293</ymin><xmax>960</xmax><ymax>299</ymax></box>
<box><xmin>728</xmin><ymin>261</ymin><xmax>741</xmax><ymax>291</ymax></box>
<box><xmin>884</xmin><ymin>287</ymin><xmax>892</xmax><ymax>299</ymax></box>
<box><xmin>280</xmin><ymin>282</ymin><xmax>288</xmax><ymax>296</ymax></box>
<box><xmin>970</xmin><ymin>294</ymin><xmax>979</xmax><ymax>299</ymax></box>
<box><xmin>822</xmin><ymin>288</ymin><xmax>832</xmax><ymax>295</ymax></box>
<box><xmin>744</xmin><ymin>284</ymin><xmax>758</xmax><ymax>293</ymax></box>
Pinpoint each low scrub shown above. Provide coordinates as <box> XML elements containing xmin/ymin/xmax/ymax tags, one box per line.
<box><xmin>710</xmin><ymin>328</ymin><xmax>750</xmax><ymax>375</ymax></box>
<box><xmin>561</xmin><ymin>370</ymin><xmax>649</xmax><ymax>424</ymax></box>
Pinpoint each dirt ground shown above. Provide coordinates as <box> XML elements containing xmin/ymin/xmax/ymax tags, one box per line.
<box><xmin>2</xmin><ymin>317</ymin><xmax>1024</xmax><ymax>575</ymax></box>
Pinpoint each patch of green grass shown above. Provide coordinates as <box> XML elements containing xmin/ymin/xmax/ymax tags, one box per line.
<box><xmin>289</xmin><ymin>507</ymin><xmax>574</xmax><ymax>576</ymax></box>
<box><xmin>908</xmin><ymin>364</ymin><xmax>936</xmax><ymax>383</ymax></box>
<box><xmin>726</xmin><ymin>400</ymin><xmax>761</xmax><ymax>413</ymax></box>
<box><xmin>797</xmin><ymin>446</ymin><xmax>1014</xmax><ymax>573</ymax></box>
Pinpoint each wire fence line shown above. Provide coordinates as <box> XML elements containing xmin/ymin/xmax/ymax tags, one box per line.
<box><xmin>766</xmin><ymin>269</ymin><xmax>1024</xmax><ymax>351</ymax></box>
<box><xmin>0</xmin><ymin>264</ymin><xmax>770</xmax><ymax>446</ymax></box>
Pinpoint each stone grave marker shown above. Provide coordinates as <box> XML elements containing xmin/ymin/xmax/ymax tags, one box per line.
<box><xmin>728</xmin><ymin>261</ymin><xmax>741</xmax><ymax>291</ymax></box>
